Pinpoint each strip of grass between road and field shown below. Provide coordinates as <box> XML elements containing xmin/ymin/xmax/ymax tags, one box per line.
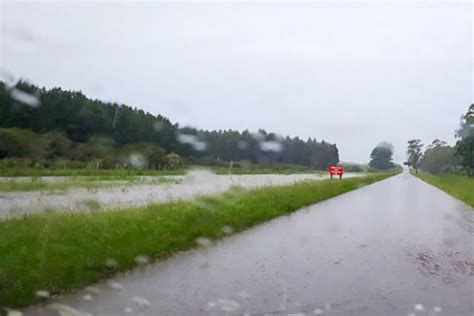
<box><xmin>0</xmin><ymin>172</ymin><xmax>397</xmax><ymax>308</ymax></box>
<box><xmin>412</xmin><ymin>172</ymin><xmax>474</xmax><ymax>207</ymax></box>
<box><xmin>0</xmin><ymin>166</ymin><xmax>321</xmax><ymax>178</ymax></box>
<box><xmin>0</xmin><ymin>176</ymin><xmax>181</xmax><ymax>192</ymax></box>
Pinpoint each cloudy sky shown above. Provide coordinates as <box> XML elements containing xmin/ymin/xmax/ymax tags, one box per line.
<box><xmin>1</xmin><ymin>1</ymin><xmax>472</xmax><ymax>163</ymax></box>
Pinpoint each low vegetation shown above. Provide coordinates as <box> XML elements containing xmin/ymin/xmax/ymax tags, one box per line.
<box><xmin>0</xmin><ymin>176</ymin><xmax>181</xmax><ymax>192</ymax></box>
<box><xmin>0</xmin><ymin>173</ymin><xmax>396</xmax><ymax>308</ymax></box>
<box><xmin>0</xmin><ymin>161</ymin><xmax>319</xmax><ymax>178</ymax></box>
<box><xmin>413</xmin><ymin>172</ymin><xmax>474</xmax><ymax>207</ymax></box>
<box><xmin>406</xmin><ymin>104</ymin><xmax>473</xmax><ymax>176</ymax></box>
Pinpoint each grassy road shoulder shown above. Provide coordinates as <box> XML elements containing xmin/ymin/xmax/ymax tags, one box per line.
<box><xmin>0</xmin><ymin>172</ymin><xmax>397</xmax><ymax>308</ymax></box>
<box><xmin>412</xmin><ymin>172</ymin><xmax>474</xmax><ymax>207</ymax></box>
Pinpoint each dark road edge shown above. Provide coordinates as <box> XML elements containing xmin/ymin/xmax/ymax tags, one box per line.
<box><xmin>0</xmin><ymin>172</ymin><xmax>398</xmax><ymax>309</ymax></box>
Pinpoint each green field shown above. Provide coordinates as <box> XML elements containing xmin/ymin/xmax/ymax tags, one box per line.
<box><xmin>0</xmin><ymin>176</ymin><xmax>181</xmax><ymax>192</ymax></box>
<box><xmin>0</xmin><ymin>165</ymin><xmax>320</xmax><ymax>178</ymax></box>
<box><xmin>414</xmin><ymin>172</ymin><xmax>474</xmax><ymax>207</ymax></box>
<box><xmin>0</xmin><ymin>167</ymin><xmax>188</xmax><ymax>177</ymax></box>
<box><xmin>0</xmin><ymin>173</ymin><xmax>396</xmax><ymax>308</ymax></box>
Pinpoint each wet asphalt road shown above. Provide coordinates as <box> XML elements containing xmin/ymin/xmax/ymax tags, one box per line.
<box><xmin>25</xmin><ymin>172</ymin><xmax>474</xmax><ymax>315</ymax></box>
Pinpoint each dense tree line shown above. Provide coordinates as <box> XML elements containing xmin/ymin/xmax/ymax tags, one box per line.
<box><xmin>406</xmin><ymin>104</ymin><xmax>473</xmax><ymax>176</ymax></box>
<box><xmin>368</xmin><ymin>142</ymin><xmax>396</xmax><ymax>170</ymax></box>
<box><xmin>0</xmin><ymin>81</ymin><xmax>339</xmax><ymax>169</ymax></box>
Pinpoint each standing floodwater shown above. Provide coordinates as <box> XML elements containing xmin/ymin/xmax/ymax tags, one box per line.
<box><xmin>0</xmin><ymin>171</ymin><xmax>361</xmax><ymax>218</ymax></box>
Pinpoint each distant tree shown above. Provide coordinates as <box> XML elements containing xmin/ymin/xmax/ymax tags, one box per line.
<box><xmin>407</xmin><ymin>139</ymin><xmax>424</xmax><ymax>173</ymax></box>
<box><xmin>420</xmin><ymin>139</ymin><xmax>457</xmax><ymax>174</ymax></box>
<box><xmin>120</xmin><ymin>143</ymin><xmax>167</xmax><ymax>169</ymax></box>
<box><xmin>166</xmin><ymin>153</ymin><xmax>183</xmax><ymax>169</ymax></box>
<box><xmin>455</xmin><ymin>104</ymin><xmax>474</xmax><ymax>176</ymax></box>
<box><xmin>369</xmin><ymin>142</ymin><xmax>395</xmax><ymax>170</ymax></box>
<box><xmin>44</xmin><ymin>132</ymin><xmax>72</xmax><ymax>160</ymax></box>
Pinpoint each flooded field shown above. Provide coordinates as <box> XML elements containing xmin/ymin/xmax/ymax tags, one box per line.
<box><xmin>0</xmin><ymin>171</ymin><xmax>361</xmax><ymax>218</ymax></box>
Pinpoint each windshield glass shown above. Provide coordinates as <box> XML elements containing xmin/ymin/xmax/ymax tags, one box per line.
<box><xmin>0</xmin><ymin>1</ymin><xmax>473</xmax><ymax>315</ymax></box>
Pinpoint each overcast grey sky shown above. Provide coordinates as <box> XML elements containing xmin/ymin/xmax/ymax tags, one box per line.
<box><xmin>1</xmin><ymin>1</ymin><xmax>472</xmax><ymax>163</ymax></box>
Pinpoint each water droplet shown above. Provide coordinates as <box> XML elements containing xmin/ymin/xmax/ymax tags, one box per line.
<box><xmin>35</xmin><ymin>290</ymin><xmax>50</xmax><ymax>298</ymax></box>
<box><xmin>313</xmin><ymin>308</ymin><xmax>323</xmax><ymax>314</ymax></box>
<box><xmin>85</xmin><ymin>286</ymin><xmax>100</xmax><ymax>294</ymax></box>
<box><xmin>177</xmin><ymin>133</ymin><xmax>207</xmax><ymax>151</ymax></box>
<box><xmin>47</xmin><ymin>304</ymin><xmax>92</xmax><ymax>316</ymax></box>
<box><xmin>124</xmin><ymin>307</ymin><xmax>133</xmax><ymax>313</ymax></box>
<box><xmin>107</xmin><ymin>281</ymin><xmax>123</xmax><ymax>290</ymax></box>
<box><xmin>216</xmin><ymin>299</ymin><xmax>240</xmax><ymax>312</ymax></box>
<box><xmin>127</xmin><ymin>153</ymin><xmax>148</xmax><ymax>169</ymax></box>
<box><xmin>105</xmin><ymin>258</ymin><xmax>119</xmax><ymax>268</ymax></box>
<box><xmin>251</xmin><ymin>131</ymin><xmax>265</xmax><ymax>141</ymax></box>
<box><xmin>82</xmin><ymin>294</ymin><xmax>93</xmax><ymax>301</ymax></box>
<box><xmin>132</xmin><ymin>296</ymin><xmax>150</xmax><ymax>307</ymax></box>
<box><xmin>259</xmin><ymin>140</ymin><xmax>283</xmax><ymax>152</ymax></box>
<box><xmin>0</xmin><ymin>68</ymin><xmax>17</xmax><ymax>87</ymax></box>
<box><xmin>196</xmin><ymin>237</ymin><xmax>213</xmax><ymax>247</ymax></box>
<box><xmin>222</xmin><ymin>225</ymin><xmax>234</xmax><ymax>234</ymax></box>
<box><xmin>9</xmin><ymin>87</ymin><xmax>40</xmax><ymax>107</ymax></box>
<box><xmin>433</xmin><ymin>306</ymin><xmax>442</xmax><ymax>313</ymax></box>
<box><xmin>134</xmin><ymin>255</ymin><xmax>150</xmax><ymax>265</ymax></box>
<box><xmin>414</xmin><ymin>304</ymin><xmax>424</xmax><ymax>311</ymax></box>
<box><xmin>6</xmin><ymin>309</ymin><xmax>23</xmax><ymax>316</ymax></box>
<box><xmin>198</xmin><ymin>262</ymin><xmax>210</xmax><ymax>269</ymax></box>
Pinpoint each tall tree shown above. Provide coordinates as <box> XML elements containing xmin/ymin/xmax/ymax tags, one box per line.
<box><xmin>455</xmin><ymin>104</ymin><xmax>474</xmax><ymax>176</ymax></box>
<box><xmin>407</xmin><ymin>139</ymin><xmax>423</xmax><ymax>173</ymax></box>
<box><xmin>0</xmin><ymin>80</ymin><xmax>340</xmax><ymax>169</ymax></box>
<box><xmin>369</xmin><ymin>142</ymin><xmax>395</xmax><ymax>170</ymax></box>
<box><xmin>420</xmin><ymin>139</ymin><xmax>457</xmax><ymax>174</ymax></box>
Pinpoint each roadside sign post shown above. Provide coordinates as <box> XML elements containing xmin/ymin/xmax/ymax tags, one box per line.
<box><xmin>329</xmin><ymin>166</ymin><xmax>344</xmax><ymax>179</ymax></box>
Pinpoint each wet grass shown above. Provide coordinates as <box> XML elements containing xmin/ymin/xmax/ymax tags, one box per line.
<box><xmin>414</xmin><ymin>172</ymin><xmax>474</xmax><ymax>207</ymax></box>
<box><xmin>0</xmin><ymin>176</ymin><xmax>181</xmax><ymax>192</ymax></box>
<box><xmin>0</xmin><ymin>168</ymin><xmax>187</xmax><ymax>177</ymax></box>
<box><xmin>0</xmin><ymin>166</ymin><xmax>319</xmax><ymax>177</ymax></box>
<box><xmin>0</xmin><ymin>172</ymin><xmax>396</xmax><ymax>308</ymax></box>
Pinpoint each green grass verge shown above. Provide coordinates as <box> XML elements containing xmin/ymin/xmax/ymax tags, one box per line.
<box><xmin>413</xmin><ymin>172</ymin><xmax>474</xmax><ymax>207</ymax></box>
<box><xmin>0</xmin><ymin>166</ymin><xmax>321</xmax><ymax>177</ymax></box>
<box><xmin>0</xmin><ymin>172</ymin><xmax>396</xmax><ymax>308</ymax></box>
<box><xmin>0</xmin><ymin>168</ymin><xmax>188</xmax><ymax>177</ymax></box>
<box><xmin>0</xmin><ymin>176</ymin><xmax>181</xmax><ymax>192</ymax></box>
